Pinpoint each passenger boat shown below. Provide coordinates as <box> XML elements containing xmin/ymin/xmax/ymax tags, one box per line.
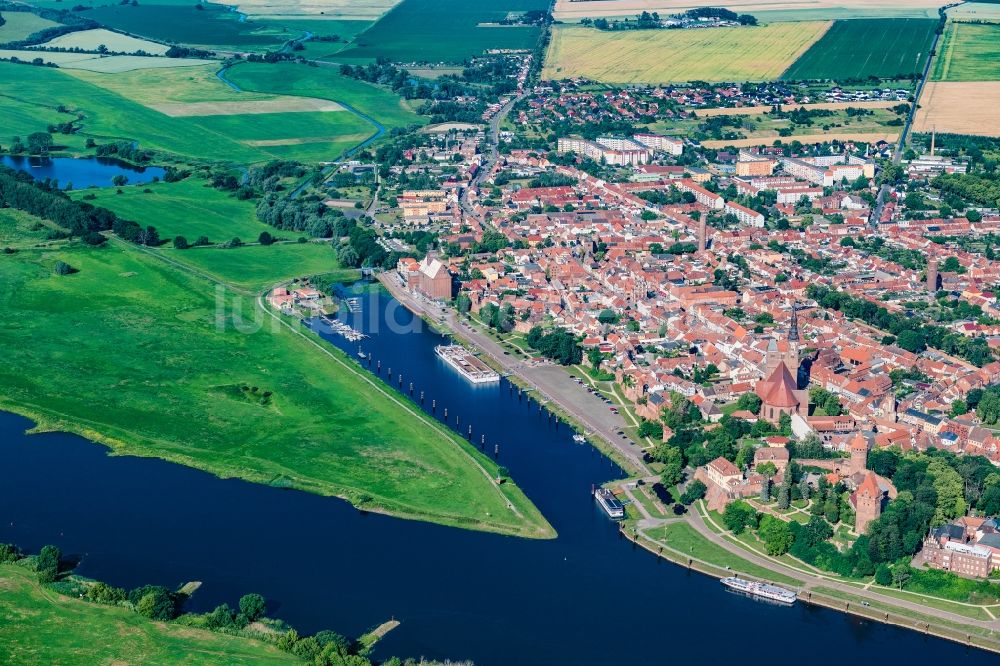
<box><xmin>595</xmin><ymin>488</ymin><xmax>624</xmax><ymax>519</ymax></box>
<box><xmin>721</xmin><ymin>576</ymin><xmax>796</xmax><ymax>604</ymax></box>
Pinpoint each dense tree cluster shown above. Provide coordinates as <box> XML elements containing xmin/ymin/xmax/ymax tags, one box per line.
<box><xmin>525</xmin><ymin>326</ymin><xmax>582</xmax><ymax>365</ymax></box>
<box><xmin>0</xmin><ymin>166</ymin><xmax>156</xmax><ymax>244</ymax></box>
<box><xmin>807</xmin><ymin>284</ymin><xmax>993</xmax><ymax>366</ymax></box>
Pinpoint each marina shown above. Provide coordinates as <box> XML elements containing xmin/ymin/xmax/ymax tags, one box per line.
<box><xmin>721</xmin><ymin>577</ymin><xmax>797</xmax><ymax>605</ymax></box>
<box><xmin>434</xmin><ymin>344</ymin><xmax>501</xmax><ymax>384</ymax></box>
<box><xmin>317</xmin><ymin>316</ymin><xmax>367</xmax><ymax>342</ymax></box>
<box><xmin>594</xmin><ymin>487</ymin><xmax>625</xmax><ymax>519</ymax></box>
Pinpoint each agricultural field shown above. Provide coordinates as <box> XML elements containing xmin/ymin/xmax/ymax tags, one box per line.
<box><xmin>913</xmin><ymin>81</ymin><xmax>1000</xmax><ymax>137</ymax></box>
<box><xmin>0</xmin><ymin>238</ymin><xmax>552</xmax><ymax>537</ymax></box>
<box><xmin>947</xmin><ymin>2</ymin><xmax>1000</xmax><ymax>21</ymax></box>
<box><xmin>932</xmin><ymin>21</ymin><xmax>1000</xmax><ymax>81</ymax></box>
<box><xmin>551</xmin><ymin>0</ymin><xmax>945</xmax><ymax>21</ymax></box>
<box><xmin>68</xmin><ymin>63</ymin><xmax>278</xmax><ymax>106</ymax></box>
<box><xmin>37</xmin><ymin>28</ymin><xmax>169</xmax><ymax>55</ymax></box>
<box><xmin>335</xmin><ymin>0</ymin><xmax>548</xmax><ymax>64</ymax></box>
<box><xmin>543</xmin><ymin>22</ymin><xmax>830</xmax><ymax>84</ymax></box>
<box><xmin>0</xmin><ymin>10</ymin><xmax>60</xmax><ymax>42</ymax></box>
<box><xmin>782</xmin><ymin>18</ymin><xmax>938</xmax><ymax>80</ymax></box>
<box><xmin>0</xmin><ymin>209</ymin><xmax>67</xmax><ymax>248</ymax></box>
<box><xmin>0</xmin><ymin>49</ymin><xmax>212</xmax><ymax>72</ymax></box>
<box><xmin>80</xmin><ymin>3</ymin><xmax>289</xmax><ymax>49</ymax></box>
<box><xmin>211</xmin><ymin>0</ymin><xmax>401</xmax><ymax>20</ymax></box>
<box><xmin>68</xmin><ymin>178</ymin><xmax>269</xmax><ymax>242</ymax></box>
<box><xmin>0</xmin><ymin>564</ymin><xmax>297</xmax><ymax>666</ymax></box>
<box><xmin>224</xmin><ymin>61</ymin><xmax>425</xmax><ymax>132</ymax></box>
<box><xmin>1</xmin><ymin>62</ymin><xmax>382</xmax><ymax>163</ymax></box>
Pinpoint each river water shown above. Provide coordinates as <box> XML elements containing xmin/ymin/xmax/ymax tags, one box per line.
<box><xmin>0</xmin><ymin>284</ymin><xmax>979</xmax><ymax>664</ymax></box>
<box><xmin>0</xmin><ymin>155</ymin><xmax>165</xmax><ymax>189</ymax></box>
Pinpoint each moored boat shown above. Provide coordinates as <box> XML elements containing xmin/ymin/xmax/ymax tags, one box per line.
<box><xmin>721</xmin><ymin>576</ymin><xmax>796</xmax><ymax>604</ymax></box>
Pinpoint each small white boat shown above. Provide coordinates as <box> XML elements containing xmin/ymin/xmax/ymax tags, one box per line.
<box><xmin>572</xmin><ymin>434</ymin><xmax>586</xmax><ymax>443</ymax></box>
<box><xmin>357</xmin><ymin>347</ymin><xmax>367</xmax><ymax>359</ymax></box>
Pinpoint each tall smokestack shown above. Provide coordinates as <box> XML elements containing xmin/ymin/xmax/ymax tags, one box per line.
<box><xmin>927</xmin><ymin>259</ymin><xmax>938</xmax><ymax>293</ymax></box>
<box><xmin>697</xmin><ymin>216</ymin><xmax>707</xmax><ymax>253</ymax></box>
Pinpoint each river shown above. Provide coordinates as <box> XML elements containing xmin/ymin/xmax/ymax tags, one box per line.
<box><xmin>0</xmin><ymin>283</ymin><xmax>979</xmax><ymax>664</ymax></box>
<box><xmin>1</xmin><ymin>155</ymin><xmax>166</xmax><ymax>189</ymax></box>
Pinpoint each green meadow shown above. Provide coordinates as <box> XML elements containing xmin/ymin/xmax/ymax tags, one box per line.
<box><xmin>0</xmin><ymin>565</ymin><xmax>296</xmax><ymax>666</ymax></box>
<box><xmin>0</xmin><ymin>10</ymin><xmax>60</xmax><ymax>42</ymax></box>
<box><xmin>160</xmin><ymin>242</ymin><xmax>359</xmax><ymax>291</ymax></box>
<box><xmin>932</xmin><ymin>21</ymin><xmax>1000</xmax><ymax>81</ymax></box>
<box><xmin>782</xmin><ymin>18</ymin><xmax>938</xmax><ymax>80</ymax></box>
<box><xmin>335</xmin><ymin>0</ymin><xmax>547</xmax><ymax>63</ymax></box>
<box><xmin>225</xmin><ymin>61</ymin><xmax>425</xmax><ymax>131</ymax></box>
<box><xmin>0</xmin><ymin>234</ymin><xmax>552</xmax><ymax>537</ymax></box>
<box><xmin>0</xmin><ymin>62</ymin><xmax>385</xmax><ymax>164</ymax></box>
<box><xmin>69</xmin><ymin>179</ymin><xmax>268</xmax><ymax>242</ymax></box>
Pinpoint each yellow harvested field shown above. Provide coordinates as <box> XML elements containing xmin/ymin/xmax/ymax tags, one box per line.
<box><xmin>211</xmin><ymin>0</ymin><xmax>400</xmax><ymax>18</ymax></box>
<box><xmin>553</xmin><ymin>0</ymin><xmax>945</xmax><ymax>20</ymax></box>
<box><xmin>913</xmin><ymin>81</ymin><xmax>1000</xmax><ymax>137</ymax></box>
<box><xmin>150</xmin><ymin>98</ymin><xmax>344</xmax><ymax>117</ymax></box>
<box><xmin>695</xmin><ymin>101</ymin><xmax>900</xmax><ymax>117</ymax></box>
<box><xmin>947</xmin><ymin>3</ymin><xmax>1000</xmax><ymax>21</ymax></box>
<box><xmin>0</xmin><ymin>50</ymin><xmax>211</xmax><ymax>72</ymax></box>
<box><xmin>38</xmin><ymin>28</ymin><xmax>169</xmax><ymax>55</ymax></box>
<box><xmin>68</xmin><ymin>65</ymin><xmax>274</xmax><ymax>106</ymax></box>
<box><xmin>543</xmin><ymin>22</ymin><xmax>830</xmax><ymax>83</ymax></box>
<box><xmin>700</xmin><ymin>132</ymin><xmax>898</xmax><ymax>148</ymax></box>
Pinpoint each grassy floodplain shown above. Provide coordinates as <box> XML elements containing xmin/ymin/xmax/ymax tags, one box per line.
<box><xmin>782</xmin><ymin>18</ymin><xmax>938</xmax><ymax>80</ymax></box>
<box><xmin>0</xmin><ymin>564</ymin><xmax>297</xmax><ymax>665</ymax></box>
<box><xmin>932</xmin><ymin>21</ymin><xmax>1000</xmax><ymax>81</ymax></box>
<box><xmin>336</xmin><ymin>0</ymin><xmax>548</xmax><ymax>63</ymax></box>
<box><xmin>0</xmin><ymin>61</ymin><xmax>390</xmax><ymax>163</ymax></box>
<box><xmin>68</xmin><ymin>179</ymin><xmax>269</xmax><ymax>242</ymax></box>
<box><xmin>0</xmin><ymin>10</ymin><xmax>60</xmax><ymax>41</ymax></box>
<box><xmin>0</xmin><ymin>236</ymin><xmax>552</xmax><ymax>537</ymax></box>
<box><xmin>224</xmin><ymin>61</ymin><xmax>425</xmax><ymax>131</ymax></box>
<box><xmin>543</xmin><ymin>22</ymin><xmax>830</xmax><ymax>84</ymax></box>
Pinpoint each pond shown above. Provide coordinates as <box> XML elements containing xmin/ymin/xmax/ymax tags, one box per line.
<box><xmin>1</xmin><ymin>155</ymin><xmax>166</xmax><ymax>189</ymax></box>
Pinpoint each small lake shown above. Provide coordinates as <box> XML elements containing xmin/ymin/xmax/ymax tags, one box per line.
<box><xmin>0</xmin><ymin>155</ymin><xmax>166</xmax><ymax>189</ymax></box>
<box><xmin>0</xmin><ymin>284</ymin><xmax>981</xmax><ymax>664</ymax></box>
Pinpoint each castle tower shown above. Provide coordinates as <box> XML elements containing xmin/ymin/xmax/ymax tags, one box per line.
<box><xmin>854</xmin><ymin>472</ymin><xmax>883</xmax><ymax>534</ymax></box>
<box><xmin>697</xmin><ymin>216</ymin><xmax>707</xmax><ymax>253</ymax></box>
<box><xmin>927</xmin><ymin>259</ymin><xmax>939</xmax><ymax>293</ymax></box>
<box><xmin>848</xmin><ymin>431</ymin><xmax>869</xmax><ymax>476</ymax></box>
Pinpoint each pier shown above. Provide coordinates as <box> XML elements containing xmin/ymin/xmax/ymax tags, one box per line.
<box><xmin>319</xmin><ymin>316</ymin><xmax>367</xmax><ymax>342</ymax></box>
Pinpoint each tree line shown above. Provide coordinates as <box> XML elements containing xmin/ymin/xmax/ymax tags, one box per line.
<box><xmin>0</xmin><ymin>166</ymin><xmax>159</xmax><ymax>246</ymax></box>
<box><xmin>0</xmin><ymin>543</ymin><xmax>438</xmax><ymax>665</ymax></box>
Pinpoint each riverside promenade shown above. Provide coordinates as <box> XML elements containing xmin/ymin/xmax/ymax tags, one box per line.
<box><xmin>378</xmin><ymin>273</ymin><xmax>650</xmax><ymax>475</ymax></box>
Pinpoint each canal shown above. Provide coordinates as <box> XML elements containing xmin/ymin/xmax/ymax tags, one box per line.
<box><xmin>0</xmin><ymin>283</ymin><xmax>981</xmax><ymax>664</ymax></box>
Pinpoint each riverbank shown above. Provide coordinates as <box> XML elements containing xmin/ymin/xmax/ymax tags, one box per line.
<box><xmin>377</xmin><ymin>273</ymin><xmax>649</xmax><ymax>476</ymax></box>
<box><xmin>624</xmin><ymin>523</ymin><xmax>1000</xmax><ymax>653</ymax></box>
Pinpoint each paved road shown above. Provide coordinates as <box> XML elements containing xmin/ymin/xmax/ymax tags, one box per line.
<box><xmin>870</xmin><ymin>9</ymin><xmax>949</xmax><ymax>226</ymax></box>
<box><xmin>379</xmin><ymin>274</ymin><xmax>650</xmax><ymax>475</ymax></box>
<box><xmin>682</xmin><ymin>508</ymin><xmax>1000</xmax><ymax>630</ymax></box>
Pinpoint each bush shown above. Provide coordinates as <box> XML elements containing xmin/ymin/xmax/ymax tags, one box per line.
<box><xmin>680</xmin><ymin>479</ymin><xmax>707</xmax><ymax>505</ymax></box>
<box><xmin>130</xmin><ymin>585</ymin><xmax>176</xmax><ymax>621</ymax></box>
<box><xmin>53</xmin><ymin>260</ymin><xmax>76</xmax><ymax>276</ymax></box>
<box><xmin>86</xmin><ymin>581</ymin><xmax>126</xmax><ymax>605</ymax></box>
<box><xmin>0</xmin><ymin>543</ymin><xmax>22</xmax><ymax>564</ymax></box>
<box><xmin>173</xmin><ymin>236</ymin><xmax>189</xmax><ymax>250</ymax></box>
<box><xmin>239</xmin><ymin>593</ymin><xmax>266</xmax><ymax>622</ymax></box>
<box><xmin>36</xmin><ymin>545</ymin><xmax>60</xmax><ymax>584</ymax></box>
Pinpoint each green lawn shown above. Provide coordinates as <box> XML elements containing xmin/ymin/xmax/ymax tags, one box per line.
<box><xmin>161</xmin><ymin>242</ymin><xmax>358</xmax><ymax>291</ymax></box>
<box><xmin>783</xmin><ymin>18</ymin><xmax>938</xmax><ymax>80</ymax></box>
<box><xmin>335</xmin><ymin>0</ymin><xmax>547</xmax><ymax>63</ymax></box>
<box><xmin>0</xmin><ymin>564</ymin><xmax>297</xmax><ymax>666</ymax></box>
<box><xmin>70</xmin><ymin>179</ymin><xmax>269</xmax><ymax>243</ymax></box>
<box><xmin>0</xmin><ymin>209</ymin><xmax>68</xmax><ymax>248</ymax></box>
<box><xmin>932</xmin><ymin>21</ymin><xmax>1000</xmax><ymax>81</ymax></box>
<box><xmin>648</xmin><ymin>522</ymin><xmax>802</xmax><ymax>586</ymax></box>
<box><xmin>224</xmin><ymin>61</ymin><xmax>425</xmax><ymax>132</ymax></box>
<box><xmin>0</xmin><ymin>240</ymin><xmax>552</xmax><ymax>538</ymax></box>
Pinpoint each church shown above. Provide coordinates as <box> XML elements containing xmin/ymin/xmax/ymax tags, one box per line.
<box><xmin>755</xmin><ymin>305</ymin><xmax>808</xmax><ymax>424</ymax></box>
